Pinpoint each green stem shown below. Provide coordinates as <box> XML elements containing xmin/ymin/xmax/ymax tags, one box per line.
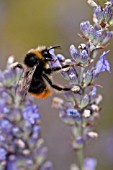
<box><xmin>77</xmin><ymin>114</ymin><xmax>85</xmax><ymax>169</ymax></box>
<box><xmin>76</xmin><ymin>148</ymin><xmax>84</xmax><ymax>170</ymax></box>
<box><xmin>73</xmin><ymin>67</ymin><xmax>85</xmax><ymax>170</ymax></box>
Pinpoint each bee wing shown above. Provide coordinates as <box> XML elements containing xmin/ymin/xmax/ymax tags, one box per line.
<box><xmin>16</xmin><ymin>66</ymin><xmax>36</xmax><ymax>99</ymax></box>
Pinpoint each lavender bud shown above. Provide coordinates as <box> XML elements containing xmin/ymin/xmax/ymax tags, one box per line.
<box><xmin>70</xmin><ymin>45</ymin><xmax>81</xmax><ymax>63</ymax></box>
<box><xmin>80</xmin><ymin>21</ymin><xmax>91</xmax><ymax>37</ymax></box>
<box><xmin>83</xmin><ymin>70</ymin><xmax>93</xmax><ymax>87</ymax></box>
<box><xmin>52</xmin><ymin>97</ymin><xmax>64</xmax><ymax>109</ymax></box>
<box><xmin>94</xmin><ymin>5</ymin><xmax>104</xmax><ymax>23</ymax></box>
<box><xmin>56</xmin><ymin>54</ymin><xmax>65</xmax><ymax>62</ymax></box>
<box><xmin>67</xmin><ymin>108</ymin><xmax>80</xmax><ymax>117</ymax></box>
<box><xmin>80</xmin><ymin>95</ymin><xmax>90</xmax><ymax>109</ymax></box>
<box><xmin>83</xmin><ymin>109</ymin><xmax>91</xmax><ymax>118</ymax></box>
<box><xmin>87</xmin><ymin>131</ymin><xmax>98</xmax><ymax>139</ymax></box>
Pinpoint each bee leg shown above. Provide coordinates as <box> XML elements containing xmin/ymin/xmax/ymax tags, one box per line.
<box><xmin>11</xmin><ymin>62</ymin><xmax>24</xmax><ymax>69</ymax></box>
<box><xmin>45</xmin><ymin>64</ymin><xmax>71</xmax><ymax>74</ymax></box>
<box><xmin>43</xmin><ymin>74</ymin><xmax>71</xmax><ymax>91</ymax></box>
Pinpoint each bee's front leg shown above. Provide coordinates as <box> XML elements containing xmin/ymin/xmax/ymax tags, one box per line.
<box><xmin>11</xmin><ymin>62</ymin><xmax>24</xmax><ymax>70</ymax></box>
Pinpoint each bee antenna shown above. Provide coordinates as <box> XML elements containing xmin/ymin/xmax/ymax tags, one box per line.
<box><xmin>48</xmin><ymin>46</ymin><xmax>61</xmax><ymax>51</ymax></box>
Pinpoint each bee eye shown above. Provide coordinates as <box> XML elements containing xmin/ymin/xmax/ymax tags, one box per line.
<box><xmin>43</xmin><ymin>51</ymin><xmax>49</xmax><ymax>57</ymax></box>
<box><xmin>42</xmin><ymin>50</ymin><xmax>52</xmax><ymax>61</ymax></box>
<box><xmin>24</xmin><ymin>53</ymin><xmax>39</xmax><ymax>67</ymax></box>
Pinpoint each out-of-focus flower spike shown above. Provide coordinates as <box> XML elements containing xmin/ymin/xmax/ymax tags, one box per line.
<box><xmin>0</xmin><ymin>58</ymin><xmax>52</xmax><ymax>169</ymax></box>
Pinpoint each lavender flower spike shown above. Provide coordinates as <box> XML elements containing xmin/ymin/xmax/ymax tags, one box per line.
<box><xmin>52</xmin><ymin>1</ymin><xmax>113</xmax><ymax>170</ymax></box>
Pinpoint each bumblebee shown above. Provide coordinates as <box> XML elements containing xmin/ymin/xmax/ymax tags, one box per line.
<box><xmin>15</xmin><ymin>46</ymin><xmax>72</xmax><ymax>100</ymax></box>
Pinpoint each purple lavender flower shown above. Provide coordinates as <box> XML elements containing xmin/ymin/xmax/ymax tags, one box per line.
<box><xmin>94</xmin><ymin>5</ymin><xmax>104</xmax><ymax>23</ymax></box>
<box><xmin>89</xmin><ymin>0</ymin><xmax>113</xmax><ymax>27</ymax></box>
<box><xmin>80</xmin><ymin>21</ymin><xmax>91</xmax><ymax>37</ymax></box>
<box><xmin>83</xmin><ymin>158</ymin><xmax>97</xmax><ymax>170</ymax></box>
<box><xmin>102</xmin><ymin>31</ymin><xmax>113</xmax><ymax>44</ymax></box>
<box><xmin>94</xmin><ymin>50</ymin><xmax>110</xmax><ymax>76</ymax></box>
<box><xmin>70</xmin><ymin>44</ymin><xmax>89</xmax><ymax>65</ymax></box>
<box><xmin>104</xmin><ymin>4</ymin><xmax>113</xmax><ymax>22</ymax></box>
<box><xmin>67</xmin><ymin>108</ymin><xmax>80</xmax><ymax>118</ymax></box>
<box><xmin>70</xmin><ymin>44</ymin><xmax>81</xmax><ymax>64</ymax></box>
<box><xmin>111</xmin><ymin>0</ymin><xmax>113</xmax><ymax>4</ymax></box>
<box><xmin>80</xmin><ymin>21</ymin><xmax>104</xmax><ymax>46</ymax></box>
<box><xmin>56</xmin><ymin>54</ymin><xmax>65</xmax><ymax>62</ymax></box>
<box><xmin>0</xmin><ymin>148</ymin><xmax>7</xmax><ymax>161</ymax></box>
<box><xmin>89</xmin><ymin>86</ymin><xmax>97</xmax><ymax>100</ymax></box>
<box><xmin>49</xmin><ymin>48</ymin><xmax>62</xmax><ymax>68</ymax></box>
<box><xmin>22</xmin><ymin>105</ymin><xmax>41</xmax><ymax>124</ymax></box>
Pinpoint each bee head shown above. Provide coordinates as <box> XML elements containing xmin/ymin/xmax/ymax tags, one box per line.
<box><xmin>41</xmin><ymin>49</ymin><xmax>53</xmax><ymax>61</ymax></box>
<box><xmin>37</xmin><ymin>45</ymin><xmax>61</xmax><ymax>61</ymax></box>
<box><xmin>24</xmin><ymin>46</ymin><xmax>61</xmax><ymax>67</ymax></box>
